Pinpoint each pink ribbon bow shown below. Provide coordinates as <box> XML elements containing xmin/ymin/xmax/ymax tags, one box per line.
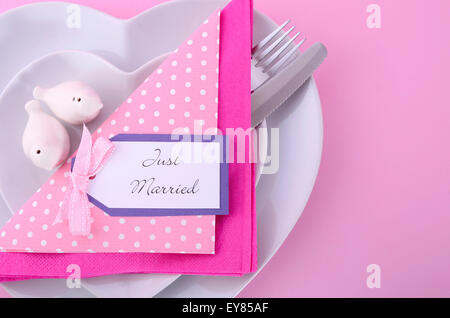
<box><xmin>54</xmin><ymin>125</ymin><xmax>115</xmax><ymax>236</ymax></box>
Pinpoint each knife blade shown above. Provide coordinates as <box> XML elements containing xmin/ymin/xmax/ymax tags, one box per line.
<box><xmin>251</xmin><ymin>42</ymin><xmax>327</xmax><ymax>127</ymax></box>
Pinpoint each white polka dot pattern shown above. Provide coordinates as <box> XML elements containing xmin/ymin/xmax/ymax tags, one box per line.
<box><xmin>0</xmin><ymin>9</ymin><xmax>222</xmax><ymax>254</ymax></box>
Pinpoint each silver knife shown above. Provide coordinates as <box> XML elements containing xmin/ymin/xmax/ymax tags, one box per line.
<box><xmin>251</xmin><ymin>42</ymin><xmax>327</xmax><ymax>127</ymax></box>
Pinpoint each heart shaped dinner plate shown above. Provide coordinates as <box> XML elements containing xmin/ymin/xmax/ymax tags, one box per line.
<box><xmin>0</xmin><ymin>0</ymin><xmax>322</xmax><ymax>297</ymax></box>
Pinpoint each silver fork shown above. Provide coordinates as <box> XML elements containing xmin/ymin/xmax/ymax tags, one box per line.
<box><xmin>251</xmin><ymin>20</ymin><xmax>306</xmax><ymax>91</ymax></box>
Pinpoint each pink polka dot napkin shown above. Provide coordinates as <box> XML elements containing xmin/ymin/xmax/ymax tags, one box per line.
<box><xmin>0</xmin><ymin>0</ymin><xmax>256</xmax><ymax>279</ymax></box>
<box><xmin>0</xmin><ymin>8</ymin><xmax>221</xmax><ymax>255</ymax></box>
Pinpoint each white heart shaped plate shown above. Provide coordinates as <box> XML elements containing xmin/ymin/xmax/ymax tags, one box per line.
<box><xmin>0</xmin><ymin>0</ymin><xmax>322</xmax><ymax>298</ymax></box>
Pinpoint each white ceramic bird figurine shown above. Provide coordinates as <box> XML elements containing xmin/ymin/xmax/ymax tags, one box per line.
<box><xmin>33</xmin><ymin>81</ymin><xmax>103</xmax><ymax>125</ymax></box>
<box><xmin>22</xmin><ymin>100</ymin><xmax>70</xmax><ymax>171</ymax></box>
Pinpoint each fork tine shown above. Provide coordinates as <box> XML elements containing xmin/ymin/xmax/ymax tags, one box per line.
<box><xmin>255</xmin><ymin>31</ymin><xmax>300</xmax><ymax>68</ymax></box>
<box><xmin>266</xmin><ymin>39</ymin><xmax>305</xmax><ymax>74</ymax></box>
<box><xmin>264</xmin><ymin>38</ymin><xmax>306</xmax><ymax>74</ymax></box>
<box><xmin>254</xmin><ymin>26</ymin><xmax>296</xmax><ymax>64</ymax></box>
<box><xmin>252</xmin><ymin>20</ymin><xmax>290</xmax><ymax>55</ymax></box>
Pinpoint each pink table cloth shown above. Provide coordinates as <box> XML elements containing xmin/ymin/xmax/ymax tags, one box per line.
<box><xmin>0</xmin><ymin>0</ymin><xmax>256</xmax><ymax>280</ymax></box>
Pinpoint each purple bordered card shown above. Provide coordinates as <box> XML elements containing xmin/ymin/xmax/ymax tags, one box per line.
<box><xmin>73</xmin><ymin>134</ymin><xmax>229</xmax><ymax>217</ymax></box>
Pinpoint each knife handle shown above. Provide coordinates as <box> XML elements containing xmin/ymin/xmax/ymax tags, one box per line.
<box><xmin>251</xmin><ymin>42</ymin><xmax>327</xmax><ymax>127</ymax></box>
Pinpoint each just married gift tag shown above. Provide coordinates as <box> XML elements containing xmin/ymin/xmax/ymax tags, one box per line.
<box><xmin>82</xmin><ymin>134</ymin><xmax>228</xmax><ymax>217</ymax></box>
<box><xmin>0</xmin><ymin>9</ymin><xmax>223</xmax><ymax>254</ymax></box>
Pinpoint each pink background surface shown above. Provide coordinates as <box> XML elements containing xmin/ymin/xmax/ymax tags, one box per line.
<box><xmin>1</xmin><ymin>0</ymin><xmax>450</xmax><ymax>297</ymax></box>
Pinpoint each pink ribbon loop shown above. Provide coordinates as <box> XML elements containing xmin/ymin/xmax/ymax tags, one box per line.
<box><xmin>53</xmin><ymin>125</ymin><xmax>115</xmax><ymax>236</ymax></box>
